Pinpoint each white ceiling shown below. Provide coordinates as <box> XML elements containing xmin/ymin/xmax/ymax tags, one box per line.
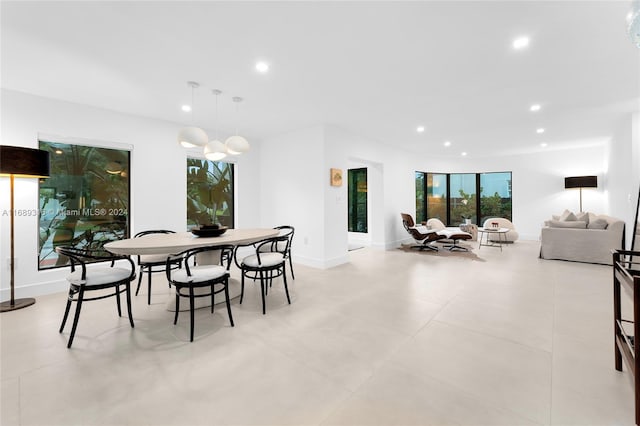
<box><xmin>2</xmin><ymin>1</ymin><xmax>639</xmax><ymax>158</ymax></box>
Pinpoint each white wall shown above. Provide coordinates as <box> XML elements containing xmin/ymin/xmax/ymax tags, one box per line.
<box><xmin>0</xmin><ymin>89</ymin><xmax>260</xmax><ymax>299</ymax></box>
<box><xmin>258</xmin><ymin>126</ymin><xmax>328</xmax><ymax>267</ymax></box>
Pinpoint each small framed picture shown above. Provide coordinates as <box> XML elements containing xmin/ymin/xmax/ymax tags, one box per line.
<box><xmin>330</xmin><ymin>168</ymin><xmax>343</xmax><ymax>187</ymax></box>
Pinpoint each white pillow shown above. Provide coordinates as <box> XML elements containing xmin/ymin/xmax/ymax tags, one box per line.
<box><xmin>576</xmin><ymin>212</ymin><xmax>589</xmax><ymax>224</ymax></box>
<box><xmin>560</xmin><ymin>209</ymin><xmax>577</xmax><ymax>221</ymax></box>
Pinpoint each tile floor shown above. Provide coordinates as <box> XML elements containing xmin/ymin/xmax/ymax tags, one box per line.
<box><xmin>0</xmin><ymin>240</ymin><xmax>635</xmax><ymax>425</ymax></box>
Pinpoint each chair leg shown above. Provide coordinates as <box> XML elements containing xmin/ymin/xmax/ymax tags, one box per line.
<box><xmin>259</xmin><ymin>270</ymin><xmax>266</xmax><ymax>315</ymax></box>
<box><xmin>147</xmin><ymin>269</ymin><xmax>152</xmax><ymax>305</ymax></box>
<box><xmin>59</xmin><ymin>289</ymin><xmax>74</xmax><ymax>332</ymax></box>
<box><xmin>135</xmin><ymin>267</ymin><xmax>144</xmax><ymax>296</ymax></box>
<box><xmin>288</xmin><ymin>256</ymin><xmax>295</xmax><ymax>280</ymax></box>
<box><xmin>67</xmin><ymin>287</ymin><xmax>85</xmax><ymax>348</ymax></box>
<box><xmin>239</xmin><ymin>270</ymin><xmax>245</xmax><ymax>304</ymax></box>
<box><xmin>211</xmin><ymin>284</ymin><xmax>215</xmax><ymax>314</ymax></box>
<box><xmin>224</xmin><ymin>278</ymin><xmax>234</xmax><ymax>327</ymax></box>
<box><xmin>125</xmin><ymin>282</ymin><xmax>134</xmax><ymax>328</ymax></box>
<box><xmin>282</xmin><ymin>265</ymin><xmax>291</xmax><ymax>305</ymax></box>
<box><xmin>189</xmin><ymin>286</ymin><xmax>195</xmax><ymax>342</ymax></box>
<box><xmin>174</xmin><ymin>291</ymin><xmax>180</xmax><ymax>325</ymax></box>
<box><xmin>116</xmin><ymin>284</ymin><xmax>122</xmax><ymax>317</ymax></box>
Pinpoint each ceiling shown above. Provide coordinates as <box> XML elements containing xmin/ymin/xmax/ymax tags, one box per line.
<box><xmin>2</xmin><ymin>1</ymin><xmax>639</xmax><ymax>158</ymax></box>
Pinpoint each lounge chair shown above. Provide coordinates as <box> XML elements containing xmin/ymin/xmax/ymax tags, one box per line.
<box><xmin>401</xmin><ymin>213</ymin><xmax>446</xmax><ymax>251</ymax></box>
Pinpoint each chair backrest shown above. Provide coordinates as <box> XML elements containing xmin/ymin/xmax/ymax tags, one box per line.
<box><xmin>259</xmin><ymin>225</ymin><xmax>294</xmax><ymax>254</ymax></box>
<box><xmin>134</xmin><ymin>229</ymin><xmax>175</xmax><ymax>238</ymax></box>
<box><xmin>166</xmin><ymin>245</ymin><xmax>234</xmax><ymax>282</ymax></box>
<box><xmin>55</xmin><ymin>246</ymin><xmax>135</xmax><ymax>281</ymax></box>
<box><xmin>400</xmin><ymin>213</ymin><xmax>416</xmax><ymax>232</ymax></box>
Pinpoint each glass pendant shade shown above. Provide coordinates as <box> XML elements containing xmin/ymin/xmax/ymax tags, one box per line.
<box><xmin>225</xmin><ymin>135</ymin><xmax>250</xmax><ymax>155</ymax></box>
<box><xmin>178</xmin><ymin>126</ymin><xmax>208</xmax><ymax>148</ymax></box>
<box><xmin>204</xmin><ymin>139</ymin><xmax>228</xmax><ymax>161</ymax></box>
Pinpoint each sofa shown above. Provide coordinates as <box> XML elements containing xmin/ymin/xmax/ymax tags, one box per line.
<box><xmin>539</xmin><ymin>210</ymin><xmax>625</xmax><ymax>265</ymax></box>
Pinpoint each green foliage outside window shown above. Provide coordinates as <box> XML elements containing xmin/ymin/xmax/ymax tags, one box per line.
<box><xmin>187</xmin><ymin>158</ymin><xmax>234</xmax><ymax>228</ymax></box>
<box><xmin>38</xmin><ymin>141</ymin><xmax>130</xmax><ymax>269</ymax></box>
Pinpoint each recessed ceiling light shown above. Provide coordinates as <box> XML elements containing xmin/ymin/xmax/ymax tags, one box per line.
<box><xmin>461</xmin><ymin>152</ymin><xmax>467</xmax><ymax>156</ymax></box>
<box><xmin>55</xmin><ymin>149</ymin><xmax>63</xmax><ymax>155</ymax></box>
<box><xmin>536</xmin><ymin>128</ymin><xmax>545</xmax><ymax>134</ymax></box>
<box><xmin>512</xmin><ymin>36</ymin><xmax>530</xmax><ymax>50</ymax></box>
<box><xmin>181</xmin><ymin>105</ymin><xmax>191</xmax><ymax>112</ymax></box>
<box><xmin>256</xmin><ymin>61</ymin><xmax>269</xmax><ymax>73</ymax></box>
<box><xmin>540</xmin><ymin>142</ymin><xmax>548</xmax><ymax>147</ymax></box>
<box><xmin>416</xmin><ymin>126</ymin><xmax>425</xmax><ymax>133</ymax></box>
<box><xmin>444</xmin><ymin>141</ymin><xmax>451</xmax><ymax>147</ymax></box>
<box><xmin>530</xmin><ymin>104</ymin><xmax>541</xmax><ymax>112</ymax></box>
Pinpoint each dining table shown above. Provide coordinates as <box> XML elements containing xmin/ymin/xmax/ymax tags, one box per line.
<box><xmin>104</xmin><ymin>228</ymin><xmax>280</xmax><ymax>311</ymax></box>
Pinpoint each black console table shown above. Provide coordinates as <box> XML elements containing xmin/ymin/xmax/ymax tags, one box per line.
<box><xmin>613</xmin><ymin>249</ymin><xmax>640</xmax><ymax>425</ymax></box>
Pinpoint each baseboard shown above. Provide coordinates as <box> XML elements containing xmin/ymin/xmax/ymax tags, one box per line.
<box><xmin>0</xmin><ymin>278</ymin><xmax>67</xmax><ymax>300</ymax></box>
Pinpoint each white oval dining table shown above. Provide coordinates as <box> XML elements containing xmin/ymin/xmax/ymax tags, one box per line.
<box><xmin>104</xmin><ymin>228</ymin><xmax>280</xmax><ymax>311</ymax></box>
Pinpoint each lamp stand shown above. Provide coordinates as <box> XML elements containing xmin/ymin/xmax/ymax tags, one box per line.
<box><xmin>1</xmin><ymin>174</ymin><xmax>36</xmax><ymax>312</ymax></box>
<box><xmin>579</xmin><ymin>187</ymin><xmax>583</xmax><ymax>213</ymax></box>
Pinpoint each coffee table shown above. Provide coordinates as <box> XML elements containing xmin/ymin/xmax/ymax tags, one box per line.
<box><xmin>478</xmin><ymin>227</ymin><xmax>509</xmax><ymax>251</ymax></box>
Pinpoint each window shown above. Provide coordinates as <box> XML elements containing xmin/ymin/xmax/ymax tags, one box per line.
<box><xmin>348</xmin><ymin>168</ymin><xmax>368</xmax><ymax>232</ymax></box>
<box><xmin>187</xmin><ymin>158</ymin><xmax>234</xmax><ymax>229</ymax></box>
<box><xmin>416</xmin><ymin>171</ymin><xmax>512</xmax><ymax>225</ymax></box>
<box><xmin>38</xmin><ymin>141</ymin><xmax>130</xmax><ymax>269</ymax></box>
<box><xmin>480</xmin><ymin>172</ymin><xmax>512</xmax><ymax>223</ymax></box>
<box><xmin>450</xmin><ymin>173</ymin><xmax>477</xmax><ymax>224</ymax></box>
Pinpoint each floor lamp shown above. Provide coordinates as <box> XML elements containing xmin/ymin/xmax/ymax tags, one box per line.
<box><xmin>564</xmin><ymin>175</ymin><xmax>598</xmax><ymax>213</ymax></box>
<box><xmin>0</xmin><ymin>146</ymin><xmax>50</xmax><ymax>312</ymax></box>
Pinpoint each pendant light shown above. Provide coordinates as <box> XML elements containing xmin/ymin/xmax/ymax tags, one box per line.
<box><xmin>204</xmin><ymin>89</ymin><xmax>228</xmax><ymax>161</ymax></box>
<box><xmin>225</xmin><ymin>97</ymin><xmax>250</xmax><ymax>155</ymax></box>
<box><xmin>178</xmin><ymin>81</ymin><xmax>208</xmax><ymax>148</ymax></box>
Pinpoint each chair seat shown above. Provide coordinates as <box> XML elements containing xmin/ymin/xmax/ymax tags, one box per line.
<box><xmin>67</xmin><ymin>267</ymin><xmax>132</xmax><ymax>286</ymax></box>
<box><xmin>242</xmin><ymin>252</ymin><xmax>285</xmax><ymax>268</ymax></box>
<box><xmin>171</xmin><ymin>265</ymin><xmax>227</xmax><ymax>283</ymax></box>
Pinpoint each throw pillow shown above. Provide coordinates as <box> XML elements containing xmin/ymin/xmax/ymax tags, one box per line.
<box><xmin>588</xmin><ymin>218</ymin><xmax>608</xmax><ymax>229</ymax></box>
<box><xmin>576</xmin><ymin>212</ymin><xmax>589</xmax><ymax>224</ymax></box>
<box><xmin>548</xmin><ymin>220</ymin><xmax>587</xmax><ymax>228</ymax></box>
<box><xmin>560</xmin><ymin>209</ymin><xmax>577</xmax><ymax>221</ymax></box>
<box><xmin>552</xmin><ymin>215</ymin><xmax>560</xmax><ymax>221</ymax></box>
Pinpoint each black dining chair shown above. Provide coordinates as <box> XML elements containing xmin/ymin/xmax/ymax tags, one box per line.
<box><xmin>55</xmin><ymin>246</ymin><xmax>136</xmax><ymax>348</ymax></box>
<box><xmin>165</xmin><ymin>245</ymin><xmax>235</xmax><ymax>342</ymax></box>
<box><xmin>234</xmin><ymin>235</ymin><xmax>291</xmax><ymax>315</ymax></box>
<box><xmin>134</xmin><ymin>230</ymin><xmax>183</xmax><ymax>305</ymax></box>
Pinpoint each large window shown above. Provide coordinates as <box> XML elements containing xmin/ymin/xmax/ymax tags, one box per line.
<box><xmin>38</xmin><ymin>141</ymin><xmax>130</xmax><ymax>269</ymax></box>
<box><xmin>348</xmin><ymin>168</ymin><xmax>368</xmax><ymax>233</ymax></box>
<box><xmin>416</xmin><ymin>171</ymin><xmax>512</xmax><ymax>225</ymax></box>
<box><xmin>187</xmin><ymin>158</ymin><xmax>234</xmax><ymax>229</ymax></box>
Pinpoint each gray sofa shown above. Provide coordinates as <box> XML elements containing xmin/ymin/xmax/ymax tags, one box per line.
<box><xmin>539</xmin><ymin>212</ymin><xmax>625</xmax><ymax>265</ymax></box>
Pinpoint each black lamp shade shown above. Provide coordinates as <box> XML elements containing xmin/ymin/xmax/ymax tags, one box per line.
<box><xmin>565</xmin><ymin>175</ymin><xmax>597</xmax><ymax>189</ymax></box>
<box><xmin>0</xmin><ymin>145</ymin><xmax>50</xmax><ymax>178</ymax></box>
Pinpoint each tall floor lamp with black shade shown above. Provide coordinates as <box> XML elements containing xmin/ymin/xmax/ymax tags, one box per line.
<box><xmin>564</xmin><ymin>175</ymin><xmax>598</xmax><ymax>213</ymax></box>
<box><xmin>0</xmin><ymin>145</ymin><xmax>50</xmax><ymax>312</ymax></box>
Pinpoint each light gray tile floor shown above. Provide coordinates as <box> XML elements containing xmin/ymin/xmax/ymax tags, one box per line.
<box><xmin>1</xmin><ymin>240</ymin><xmax>634</xmax><ymax>425</ymax></box>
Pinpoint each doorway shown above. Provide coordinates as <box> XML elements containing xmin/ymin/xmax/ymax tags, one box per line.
<box><xmin>348</xmin><ymin>168</ymin><xmax>368</xmax><ymax>233</ymax></box>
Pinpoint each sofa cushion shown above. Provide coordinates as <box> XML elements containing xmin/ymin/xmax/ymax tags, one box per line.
<box><xmin>548</xmin><ymin>220</ymin><xmax>587</xmax><ymax>228</ymax></box>
<box><xmin>588</xmin><ymin>218</ymin><xmax>608</xmax><ymax>229</ymax></box>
